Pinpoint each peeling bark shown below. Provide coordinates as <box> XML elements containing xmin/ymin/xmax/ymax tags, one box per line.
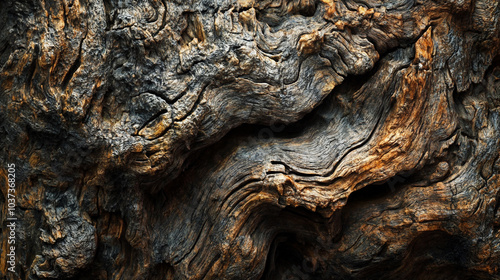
<box><xmin>1</xmin><ymin>0</ymin><xmax>499</xmax><ymax>279</ymax></box>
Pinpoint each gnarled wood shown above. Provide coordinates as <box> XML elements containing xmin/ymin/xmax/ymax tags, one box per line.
<box><xmin>0</xmin><ymin>0</ymin><xmax>499</xmax><ymax>279</ymax></box>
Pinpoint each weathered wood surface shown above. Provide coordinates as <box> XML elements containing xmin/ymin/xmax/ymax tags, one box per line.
<box><xmin>0</xmin><ymin>0</ymin><xmax>499</xmax><ymax>279</ymax></box>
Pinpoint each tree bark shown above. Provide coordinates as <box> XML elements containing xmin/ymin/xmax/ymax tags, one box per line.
<box><xmin>1</xmin><ymin>0</ymin><xmax>499</xmax><ymax>279</ymax></box>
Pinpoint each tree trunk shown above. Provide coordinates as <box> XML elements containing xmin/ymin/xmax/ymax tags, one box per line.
<box><xmin>1</xmin><ymin>0</ymin><xmax>499</xmax><ymax>279</ymax></box>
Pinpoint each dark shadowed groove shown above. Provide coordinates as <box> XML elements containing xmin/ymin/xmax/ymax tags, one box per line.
<box><xmin>133</xmin><ymin>109</ymin><xmax>170</xmax><ymax>136</ymax></box>
<box><xmin>25</xmin><ymin>44</ymin><xmax>39</xmax><ymax>91</ymax></box>
<box><xmin>61</xmin><ymin>31</ymin><xmax>87</xmax><ymax>89</ymax></box>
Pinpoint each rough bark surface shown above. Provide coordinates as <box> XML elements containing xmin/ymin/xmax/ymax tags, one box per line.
<box><xmin>1</xmin><ymin>0</ymin><xmax>500</xmax><ymax>279</ymax></box>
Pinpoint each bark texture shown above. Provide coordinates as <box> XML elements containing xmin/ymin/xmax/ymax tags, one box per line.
<box><xmin>1</xmin><ymin>0</ymin><xmax>500</xmax><ymax>279</ymax></box>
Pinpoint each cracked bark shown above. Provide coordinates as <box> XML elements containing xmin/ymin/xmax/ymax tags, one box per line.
<box><xmin>0</xmin><ymin>0</ymin><xmax>499</xmax><ymax>279</ymax></box>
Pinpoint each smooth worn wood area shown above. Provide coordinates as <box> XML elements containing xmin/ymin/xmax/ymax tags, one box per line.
<box><xmin>0</xmin><ymin>0</ymin><xmax>499</xmax><ymax>279</ymax></box>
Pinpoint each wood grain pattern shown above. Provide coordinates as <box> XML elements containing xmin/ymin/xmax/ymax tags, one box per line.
<box><xmin>0</xmin><ymin>0</ymin><xmax>499</xmax><ymax>279</ymax></box>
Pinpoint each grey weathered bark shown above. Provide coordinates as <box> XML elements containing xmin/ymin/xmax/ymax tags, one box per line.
<box><xmin>0</xmin><ymin>0</ymin><xmax>499</xmax><ymax>279</ymax></box>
